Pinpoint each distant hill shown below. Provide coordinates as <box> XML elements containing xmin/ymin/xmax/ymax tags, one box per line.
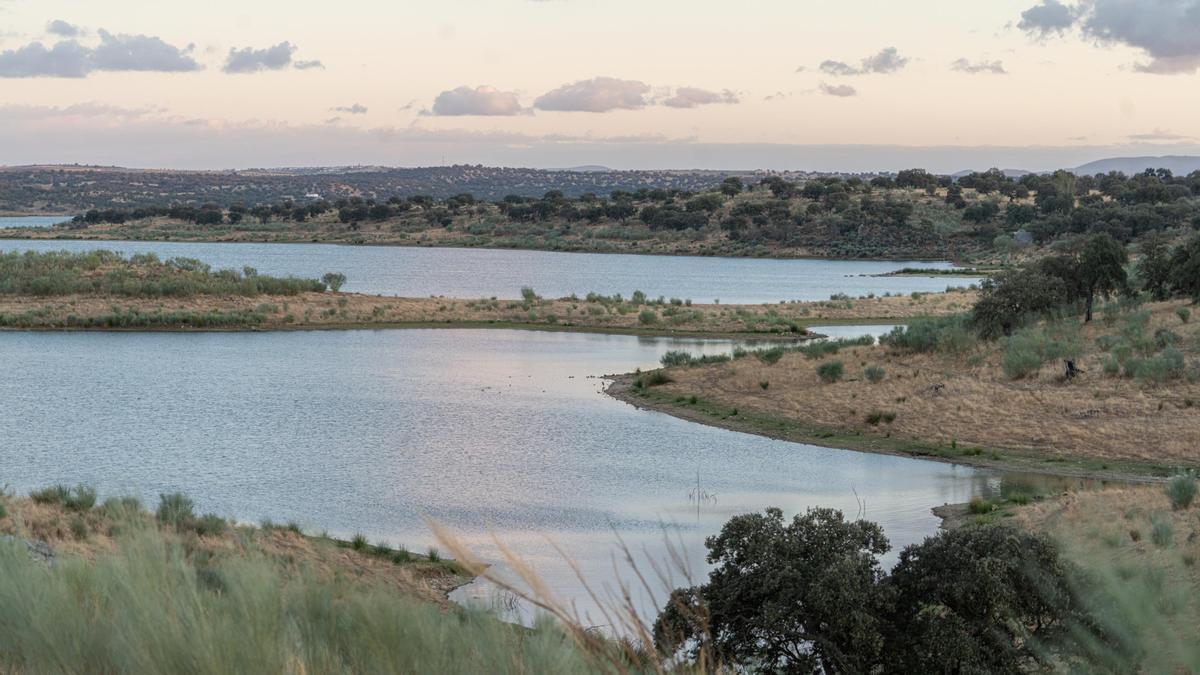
<box><xmin>950</xmin><ymin>169</ymin><xmax>1031</xmax><ymax>179</ymax></box>
<box><xmin>1071</xmin><ymin>155</ymin><xmax>1200</xmax><ymax>176</ymax></box>
<box><xmin>557</xmin><ymin>165</ymin><xmax>613</xmax><ymax>173</ymax></box>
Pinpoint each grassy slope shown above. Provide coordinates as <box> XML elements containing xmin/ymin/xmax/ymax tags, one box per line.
<box><xmin>610</xmin><ymin>300</ymin><xmax>1200</xmax><ymax>478</ymax></box>
<box><xmin>0</xmin><ymin>493</ymin><xmax>656</xmax><ymax>674</ymax></box>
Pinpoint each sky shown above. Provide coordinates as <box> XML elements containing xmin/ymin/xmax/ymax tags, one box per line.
<box><xmin>2</xmin><ymin>0</ymin><xmax>1200</xmax><ymax>172</ymax></box>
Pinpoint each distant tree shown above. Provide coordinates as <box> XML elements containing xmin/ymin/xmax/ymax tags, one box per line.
<box><xmin>720</xmin><ymin>176</ymin><xmax>743</xmax><ymax>196</ymax></box>
<box><xmin>686</xmin><ymin>193</ymin><xmax>725</xmax><ymax>213</ymax></box>
<box><xmin>1136</xmin><ymin>234</ymin><xmax>1174</xmax><ymax>300</ymax></box>
<box><xmin>1169</xmin><ymin>234</ymin><xmax>1200</xmax><ymax>302</ymax></box>
<box><xmin>321</xmin><ymin>272</ymin><xmax>347</xmax><ymax>292</ymax></box>
<box><xmin>1077</xmin><ymin>233</ymin><xmax>1129</xmax><ymax>321</ymax></box>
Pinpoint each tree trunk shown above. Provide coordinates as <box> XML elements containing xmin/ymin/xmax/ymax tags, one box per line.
<box><xmin>1085</xmin><ymin>292</ymin><xmax>1094</xmax><ymax>323</ymax></box>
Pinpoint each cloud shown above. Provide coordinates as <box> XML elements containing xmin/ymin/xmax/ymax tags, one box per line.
<box><xmin>90</xmin><ymin>30</ymin><xmax>200</xmax><ymax>72</ymax></box>
<box><xmin>1017</xmin><ymin>0</ymin><xmax>1077</xmax><ymax>36</ymax></box>
<box><xmin>951</xmin><ymin>57</ymin><xmax>1008</xmax><ymax>74</ymax></box>
<box><xmin>332</xmin><ymin>103</ymin><xmax>367</xmax><ymax>114</ymax></box>
<box><xmin>294</xmin><ymin>59</ymin><xmax>324</xmax><ymax>70</ymax></box>
<box><xmin>0</xmin><ymin>40</ymin><xmax>90</xmax><ymax>77</ymax></box>
<box><xmin>819</xmin><ymin>82</ymin><xmax>857</xmax><ymax>97</ymax></box>
<box><xmin>534</xmin><ymin>76</ymin><xmax>651</xmax><ymax>112</ymax></box>
<box><xmin>46</xmin><ymin>20</ymin><xmax>83</xmax><ymax>37</ymax></box>
<box><xmin>660</xmin><ymin>87</ymin><xmax>739</xmax><ymax>108</ymax></box>
<box><xmin>1127</xmin><ymin>127</ymin><xmax>1193</xmax><ymax>141</ymax></box>
<box><xmin>0</xmin><ymin>102</ymin><xmax>163</xmax><ymax>120</ymax></box>
<box><xmin>1018</xmin><ymin>0</ymin><xmax>1200</xmax><ymax>74</ymax></box>
<box><xmin>223</xmin><ymin>41</ymin><xmax>298</xmax><ymax>73</ymax></box>
<box><xmin>819</xmin><ymin>60</ymin><xmax>859</xmax><ymax>76</ymax></box>
<box><xmin>428</xmin><ymin>85</ymin><xmax>526</xmax><ymax>116</ymax></box>
<box><xmin>819</xmin><ymin>47</ymin><xmax>909</xmax><ymax>76</ymax></box>
<box><xmin>0</xmin><ymin>30</ymin><xmax>198</xmax><ymax>77</ymax></box>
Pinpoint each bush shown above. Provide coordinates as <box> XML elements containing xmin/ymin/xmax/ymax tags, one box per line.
<box><xmin>643</xmin><ymin>371</ymin><xmax>673</xmax><ymax>387</ymax></box>
<box><xmin>29</xmin><ymin>485</ymin><xmax>70</xmax><ymax>505</ymax></box>
<box><xmin>1133</xmin><ymin>347</ymin><xmax>1185</xmax><ymax>384</ymax></box>
<box><xmin>864</xmin><ymin>410</ymin><xmax>896</xmax><ymax>426</ymax></box>
<box><xmin>1150</xmin><ymin>514</ymin><xmax>1174</xmax><ymax>548</ymax></box>
<box><xmin>967</xmin><ymin>496</ymin><xmax>994</xmax><ymax>514</ymax></box>
<box><xmin>864</xmin><ymin>365</ymin><xmax>885</xmax><ymax>383</ymax></box>
<box><xmin>64</xmin><ymin>484</ymin><xmax>97</xmax><ymax>512</ymax></box>
<box><xmin>881</xmin><ymin>315</ymin><xmax>972</xmax><ymax>354</ymax></box>
<box><xmin>155</xmin><ymin>492</ymin><xmax>195</xmax><ymax>529</ymax></box>
<box><xmin>1177</xmin><ymin>307</ymin><xmax>1191</xmax><ymax>324</ymax></box>
<box><xmin>816</xmin><ymin>361</ymin><xmax>844</xmax><ymax>383</ymax></box>
<box><xmin>351</xmin><ymin>534</ymin><xmax>368</xmax><ymax>551</ymax></box>
<box><xmin>194</xmin><ymin>514</ymin><xmax>228</xmax><ymax>537</ymax></box>
<box><xmin>755</xmin><ymin>347</ymin><xmax>785</xmax><ymax>365</ymax></box>
<box><xmin>1165</xmin><ymin>471</ymin><xmax>1198</xmax><ymax>510</ymax></box>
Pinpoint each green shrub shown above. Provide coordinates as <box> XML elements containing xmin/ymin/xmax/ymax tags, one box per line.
<box><xmin>1165</xmin><ymin>471</ymin><xmax>1198</xmax><ymax>510</ymax></box>
<box><xmin>881</xmin><ymin>315</ymin><xmax>972</xmax><ymax>354</ymax></box>
<box><xmin>1102</xmin><ymin>355</ymin><xmax>1121</xmax><ymax>376</ymax></box>
<box><xmin>70</xmin><ymin>516</ymin><xmax>89</xmax><ymax>540</ymax></box>
<box><xmin>660</xmin><ymin>351</ymin><xmax>692</xmax><ymax>367</ymax></box>
<box><xmin>967</xmin><ymin>496</ymin><xmax>994</xmax><ymax>514</ymax></box>
<box><xmin>643</xmin><ymin>371</ymin><xmax>673</xmax><ymax>387</ymax></box>
<box><xmin>155</xmin><ymin>492</ymin><xmax>195</xmax><ymax>530</ymax></box>
<box><xmin>1150</xmin><ymin>514</ymin><xmax>1174</xmax><ymax>548</ymax></box>
<box><xmin>816</xmin><ymin>361</ymin><xmax>844</xmax><ymax>383</ymax></box>
<box><xmin>29</xmin><ymin>485</ymin><xmax>69</xmax><ymax>505</ymax></box>
<box><xmin>1154</xmin><ymin>329</ymin><xmax>1181</xmax><ymax>350</ymax></box>
<box><xmin>755</xmin><ymin>347</ymin><xmax>786</xmax><ymax>365</ymax></box>
<box><xmin>427</xmin><ymin>547</ymin><xmax>441</xmax><ymax>563</ymax></box>
<box><xmin>351</xmin><ymin>534</ymin><xmax>368</xmax><ymax>551</ymax></box>
<box><xmin>194</xmin><ymin>514</ymin><xmax>228</xmax><ymax>537</ymax></box>
<box><xmin>864</xmin><ymin>365</ymin><xmax>885</xmax><ymax>383</ymax></box>
<box><xmin>864</xmin><ymin>410</ymin><xmax>896</xmax><ymax>426</ymax></box>
<box><xmin>102</xmin><ymin>496</ymin><xmax>143</xmax><ymax>518</ymax></box>
<box><xmin>637</xmin><ymin>309</ymin><xmax>659</xmax><ymax>325</ymax></box>
<box><xmin>1177</xmin><ymin>307</ymin><xmax>1191</xmax><ymax>324</ymax></box>
<box><xmin>1133</xmin><ymin>348</ymin><xmax>1185</xmax><ymax>384</ymax></box>
<box><xmin>759</xmin><ymin>380</ymin><xmax>770</xmax><ymax>390</ymax></box>
<box><xmin>64</xmin><ymin>484</ymin><xmax>97</xmax><ymax>512</ymax></box>
<box><xmin>1002</xmin><ymin>342</ymin><xmax>1043</xmax><ymax>380</ymax></box>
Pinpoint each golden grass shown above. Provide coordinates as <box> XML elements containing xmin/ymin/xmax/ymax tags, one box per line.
<box><xmin>0</xmin><ymin>495</ymin><xmax>469</xmax><ymax>605</ymax></box>
<box><xmin>649</xmin><ymin>300</ymin><xmax>1200</xmax><ymax>467</ymax></box>
<box><xmin>0</xmin><ymin>287</ymin><xmax>975</xmax><ymax>334</ymax></box>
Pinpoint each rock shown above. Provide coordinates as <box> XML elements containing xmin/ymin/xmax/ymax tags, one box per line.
<box><xmin>0</xmin><ymin>535</ymin><xmax>55</xmax><ymax>567</ymax></box>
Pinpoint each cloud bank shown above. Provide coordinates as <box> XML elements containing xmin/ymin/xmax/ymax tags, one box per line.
<box><xmin>0</xmin><ymin>30</ymin><xmax>199</xmax><ymax>77</ymax></box>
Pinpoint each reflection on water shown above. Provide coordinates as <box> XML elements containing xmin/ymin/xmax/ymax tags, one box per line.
<box><xmin>0</xmin><ymin>328</ymin><xmax>997</xmax><ymax>626</ymax></box>
<box><xmin>0</xmin><ymin>216</ymin><xmax>71</xmax><ymax>229</ymax></box>
<box><xmin>0</xmin><ymin>238</ymin><xmax>968</xmax><ymax>303</ymax></box>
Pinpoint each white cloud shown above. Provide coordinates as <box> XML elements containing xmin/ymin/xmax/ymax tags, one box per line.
<box><xmin>0</xmin><ymin>31</ymin><xmax>198</xmax><ymax>78</ymax></box>
<box><xmin>428</xmin><ymin>85</ymin><xmax>526</xmax><ymax>116</ymax></box>
<box><xmin>332</xmin><ymin>103</ymin><xmax>368</xmax><ymax>114</ymax></box>
<box><xmin>223</xmin><ymin>42</ymin><xmax>298</xmax><ymax>73</ymax></box>
<box><xmin>819</xmin><ymin>82</ymin><xmax>857</xmax><ymax>97</ymax></box>
<box><xmin>660</xmin><ymin>87</ymin><xmax>739</xmax><ymax>108</ymax></box>
<box><xmin>819</xmin><ymin>47</ymin><xmax>909</xmax><ymax>76</ymax></box>
<box><xmin>534</xmin><ymin>76</ymin><xmax>651</xmax><ymax>112</ymax></box>
<box><xmin>951</xmin><ymin>58</ymin><xmax>1007</xmax><ymax>74</ymax></box>
<box><xmin>46</xmin><ymin>20</ymin><xmax>83</xmax><ymax>38</ymax></box>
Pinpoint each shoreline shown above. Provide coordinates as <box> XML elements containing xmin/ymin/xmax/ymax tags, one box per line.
<box><xmin>603</xmin><ymin>372</ymin><xmax>1170</xmax><ymax>484</ymax></box>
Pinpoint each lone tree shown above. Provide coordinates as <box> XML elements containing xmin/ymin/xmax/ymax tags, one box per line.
<box><xmin>1077</xmin><ymin>233</ymin><xmax>1128</xmax><ymax>321</ymax></box>
<box><xmin>970</xmin><ymin>268</ymin><xmax>1067</xmax><ymax>338</ymax></box>
<box><xmin>321</xmin><ymin>272</ymin><xmax>347</xmax><ymax>292</ymax></box>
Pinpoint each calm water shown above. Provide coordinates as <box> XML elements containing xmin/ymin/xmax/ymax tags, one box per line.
<box><xmin>0</xmin><ymin>328</ymin><xmax>992</xmax><ymax>625</ymax></box>
<box><xmin>0</xmin><ymin>239</ymin><xmax>967</xmax><ymax>303</ymax></box>
<box><xmin>0</xmin><ymin>216</ymin><xmax>72</xmax><ymax>228</ymax></box>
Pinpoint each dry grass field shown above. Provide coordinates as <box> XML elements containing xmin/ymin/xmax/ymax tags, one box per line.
<box><xmin>637</xmin><ymin>299</ymin><xmax>1200</xmax><ymax>469</ymax></box>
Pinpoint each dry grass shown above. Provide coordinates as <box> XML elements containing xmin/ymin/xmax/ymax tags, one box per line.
<box><xmin>649</xmin><ymin>300</ymin><xmax>1200</xmax><ymax>466</ymax></box>
<box><xmin>0</xmin><ymin>495</ymin><xmax>468</xmax><ymax>605</ymax></box>
<box><xmin>0</xmin><ymin>287</ymin><xmax>974</xmax><ymax>334</ymax></box>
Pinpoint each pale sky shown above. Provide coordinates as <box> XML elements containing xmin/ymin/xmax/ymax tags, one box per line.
<box><xmin>2</xmin><ymin>0</ymin><xmax>1199</xmax><ymax>171</ymax></box>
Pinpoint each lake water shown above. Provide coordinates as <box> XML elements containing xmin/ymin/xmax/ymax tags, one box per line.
<box><xmin>0</xmin><ymin>239</ymin><xmax>969</xmax><ymax>303</ymax></box>
<box><xmin>0</xmin><ymin>327</ymin><xmax>994</xmax><ymax>626</ymax></box>
<box><xmin>0</xmin><ymin>216</ymin><xmax>72</xmax><ymax>228</ymax></box>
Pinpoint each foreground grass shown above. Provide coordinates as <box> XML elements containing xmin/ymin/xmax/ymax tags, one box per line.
<box><xmin>1015</xmin><ymin>484</ymin><xmax>1200</xmax><ymax>671</ymax></box>
<box><xmin>614</xmin><ymin>299</ymin><xmax>1199</xmax><ymax>473</ymax></box>
<box><xmin>0</xmin><ymin>490</ymin><xmax>659</xmax><ymax>674</ymax></box>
